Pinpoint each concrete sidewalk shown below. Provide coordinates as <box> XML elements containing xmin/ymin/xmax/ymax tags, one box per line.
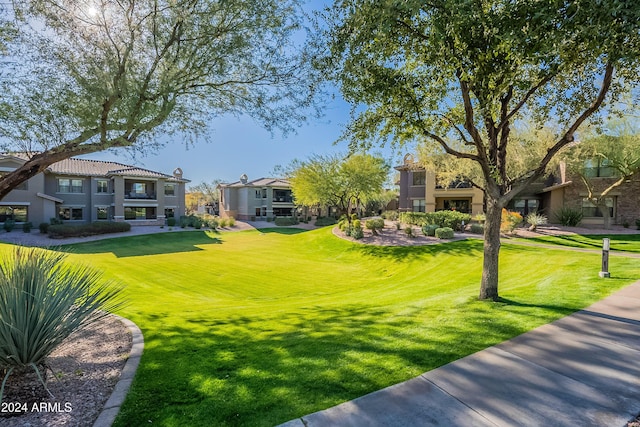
<box><xmin>279</xmin><ymin>281</ymin><xmax>640</xmax><ymax>427</ymax></box>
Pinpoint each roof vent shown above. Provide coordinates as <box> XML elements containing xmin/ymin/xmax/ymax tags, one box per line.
<box><xmin>240</xmin><ymin>173</ymin><xmax>248</xmax><ymax>184</ymax></box>
<box><xmin>173</xmin><ymin>167</ymin><xmax>183</xmax><ymax>179</ymax></box>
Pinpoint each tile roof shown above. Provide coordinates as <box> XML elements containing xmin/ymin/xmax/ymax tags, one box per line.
<box><xmin>2</xmin><ymin>153</ymin><xmax>188</xmax><ymax>181</ymax></box>
<box><xmin>221</xmin><ymin>177</ymin><xmax>290</xmax><ymax>188</ymax></box>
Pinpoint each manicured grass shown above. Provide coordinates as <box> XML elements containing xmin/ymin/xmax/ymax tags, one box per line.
<box><xmin>10</xmin><ymin>228</ymin><xmax>638</xmax><ymax>426</ymax></box>
<box><xmin>519</xmin><ymin>233</ymin><xmax>640</xmax><ymax>253</ymax></box>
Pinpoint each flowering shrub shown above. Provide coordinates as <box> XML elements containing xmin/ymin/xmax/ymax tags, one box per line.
<box><xmin>501</xmin><ymin>209</ymin><xmax>523</xmax><ymax>233</ymax></box>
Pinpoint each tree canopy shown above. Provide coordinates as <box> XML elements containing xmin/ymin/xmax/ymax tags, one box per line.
<box><xmin>0</xmin><ymin>0</ymin><xmax>314</xmax><ymax>199</ymax></box>
<box><xmin>564</xmin><ymin>119</ymin><xmax>640</xmax><ymax>228</ymax></box>
<box><xmin>289</xmin><ymin>153</ymin><xmax>389</xmax><ymax>217</ymax></box>
<box><xmin>319</xmin><ymin>0</ymin><xmax>640</xmax><ymax>299</ymax></box>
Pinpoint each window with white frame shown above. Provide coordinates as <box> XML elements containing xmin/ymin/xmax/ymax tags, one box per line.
<box><xmin>97</xmin><ymin>180</ymin><xmax>109</xmax><ymax>193</ymax></box>
<box><xmin>164</xmin><ymin>183</ymin><xmax>176</xmax><ymax>196</ymax></box>
<box><xmin>412</xmin><ymin>199</ymin><xmax>426</xmax><ymax>212</ymax></box>
<box><xmin>58</xmin><ymin>178</ymin><xmax>83</xmax><ymax>193</ymax></box>
<box><xmin>0</xmin><ymin>205</ymin><xmax>28</xmax><ymax>222</ymax></box>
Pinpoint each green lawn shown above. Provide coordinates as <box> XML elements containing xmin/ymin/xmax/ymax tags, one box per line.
<box><xmin>517</xmin><ymin>233</ymin><xmax>640</xmax><ymax>253</ymax></box>
<box><xmin>14</xmin><ymin>228</ymin><xmax>640</xmax><ymax>426</ymax></box>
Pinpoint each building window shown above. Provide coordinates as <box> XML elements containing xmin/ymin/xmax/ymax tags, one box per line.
<box><xmin>0</xmin><ymin>173</ymin><xmax>27</xmax><ymax>190</ymax></box>
<box><xmin>58</xmin><ymin>178</ymin><xmax>83</xmax><ymax>193</ymax></box>
<box><xmin>96</xmin><ymin>207</ymin><xmax>109</xmax><ymax>220</ymax></box>
<box><xmin>255</xmin><ymin>207</ymin><xmax>261</xmax><ymax>217</ymax></box>
<box><xmin>412</xmin><ymin>199</ymin><xmax>426</xmax><ymax>212</ymax></box>
<box><xmin>442</xmin><ymin>199</ymin><xmax>470</xmax><ymax>213</ymax></box>
<box><xmin>584</xmin><ymin>158</ymin><xmax>616</xmax><ymax>178</ymax></box>
<box><xmin>262</xmin><ymin>188</ymin><xmax>267</xmax><ymax>199</ymax></box>
<box><xmin>255</xmin><ymin>190</ymin><xmax>261</xmax><ymax>199</ymax></box>
<box><xmin>124</xmin><ymin>207</ymin><xmax>157</xmax><ymax>220</ymax></box>
<box><xmin>512</xmin><ymin>199</ymin><xmax>539</xmax><ymax>216</ymax></box>
<box><xmin>164</xmin><ymin>183</ymin><xmax>176</xmax><ymax>196</ymax></box>
<box><xmin>412</xmin><ymin>171</ymin><xmax>426</xmax><ymax>186</ymax></box>
<box><xmin>59</xmin><ymin>207</ymin><xmax>83</xmax><ymax>221</ymax></box>
<box><xmin>97</xmin><ymin>180</ymin><xmax>109</xmax><ymax>193</ymax></box>
<box><xmin>0</xmin><ymin>205</ymin><xmax>28</xmax><ymax>222</ymax></box>
<box><xmin>164</xmin><ymin>208</ymin><xmax>175</xmax><ymax>218</ymax></box>
<box><xmin>582</xmin><ymin>197</ymin><xmax>614</xmax><ymax>218</ymax></box>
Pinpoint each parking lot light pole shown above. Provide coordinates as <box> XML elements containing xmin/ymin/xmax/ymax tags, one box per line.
<box><xmin>599</xmin><ymin>238</ymin><xmax>610</xmax><ymax>278</ymax></box>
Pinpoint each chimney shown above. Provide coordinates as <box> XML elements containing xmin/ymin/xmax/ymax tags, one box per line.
<box><xmin>240</xmin><ymin>174</ymin><xmax>248</xmax><ymax>185</ymax></box>
<box><xmin>173</xmin><ymin>167</ymin><xmax>183</xmax><ymax>179</ymax></box>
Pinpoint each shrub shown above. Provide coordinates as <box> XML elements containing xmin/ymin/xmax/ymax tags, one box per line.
<box><xmin>555</xmin><ymin>207</ymin><xmax>583</xmax><ymax>227</ymax></box>
<box><xmin>365</xmin><ymin>218</ymin><xmax>385</xmax><ymax>235</ymax></box>
<box><xmin>526</xmin><ymin>212</ymin><xmax>548</xmax><ymax>231</ymax></box>
<box><xmin>470</xmin><ymin>223</ymin><xmax>484</xmax><ymax>234</ymax></box>
<box><xmin>381</xmin><ymin>210</ymin><xmax>399</xmax><ymax>221</ymax></box>
<box><xmin>351</xmin><ymin>226</ymin><xmax>364</xmax><ymax>239</ymax></box>
<box><xmin>274</xmin><ymin>217</ymin><xmax>299</xmax><ymax>226</ymax></box>
<box><xmin>422</xmin><ymin>224</ymin><xmax>439</xmax><ymax>237</ymax></box>
<box><xmin>219</xmin><ymin>218</ymin><xmax>228</xmax><ymax>227</ymax></box>
<box><xmin>435</xmin><ymin>227</ymin><xmax>455</xmax><ymax>239</ymax></box>
<box><xmin>228</xmin><ymin>217</ymin><xmax>236</xmax><ymax>227</ymax></box>
<box><xmin>350</xmin><ymin>213</ymin><xmax>358</xmax><ymax>221</ymax></box>
<box><xmin>38</xmin><ymin>223</ymin><xmax>49</xmax><ymax>234</ymax></box>
<box><xmin>395</xmin><ymin>221</ymin><xmax>401</xmax><ymax>230</ymax></box>
<box><xmin>315</xmin><ymin>217</ymin><xmax>337</xmax><ymax>227</ymax></box>
<box><xmin>22</xmin><ymin>222</ymin><xmax>33</xmax><ymax>233</ymax></box>
<box><xmin>3</xmin><ymin>220</ymin><xmax>15</xmax><ymax>232</ymax></box>
<box><xmin>47</xmin><ymin>222</ymin><xmax>131</xmax><ymax>238</ymax></box>
<box><xmin>501</xmin><ymin>209</ymin><xmax>523</xmax><ymax>233</ymax></box>
<box><xmin>49</xmin><ymin>217</ymin><xmax>63</xmax><ymax>225</ymax></box>
<box><xmin>167</xmin><ymin>217</ymin><xmax>176</xmax><ymax>227</ymax></box>
<box><xmin>208</xmin><ymin>218</ymin><xmax>219</xmax><ymax>229</ymax></box>
<box><xmin>193</xmin><ymin>219</ymin><xmax>203</xmax><ymax>229</ymax></box>
<box><xmin>404</xmin><ymin>226</ymin><xmax>415</xmax><ymax>238</ymax></box>
<box><xmin>399</xmin><ymin>212</ymin><xmax>427</xmax><ymax>226</ymax></box>
<box><xmin>473</xmin><ymin>213</ymin><xmax>486</xmax><ymax>223</ymax></box>
<box><xmin>0</xmin><ymin>247</ymin><xmax>125</xmax><ymax>403</ymax></box>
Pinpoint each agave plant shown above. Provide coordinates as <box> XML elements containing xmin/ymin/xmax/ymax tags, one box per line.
<box><xmin>526</xmin><ymin>212</ymin><xmax>549</xmax><ymax>232</ymax></box>
<box><xmin>0</xmin><ymin>247</ymin><xmax>125</xmax><ymax>403</ymax></box>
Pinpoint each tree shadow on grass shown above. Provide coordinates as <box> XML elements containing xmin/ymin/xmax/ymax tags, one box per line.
<box><xmin>116</xmin><ymin>299</ymin><xmax>577</xmax><ymax>427</ymax></box>
<box><xmin>350</xmin><ymin>239</ymin><xmax>484</xmax><ymax>263</ymax></box>
<box><xmin>59</xmin><ymin>231</ymin><xmax>223</xmax><ymax>257</ymax></box>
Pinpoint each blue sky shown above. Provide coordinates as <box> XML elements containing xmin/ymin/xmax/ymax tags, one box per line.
<box><xmin>88</xmin><ymin>94</ymin><xmax>404</xmax><ymax>187</ymax></box>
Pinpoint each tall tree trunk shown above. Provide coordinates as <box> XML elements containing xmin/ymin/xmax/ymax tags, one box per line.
<box><xmin>479</xmin><ymin>197</ymin><xmax>503</xmax><ymax>301</ymax></box>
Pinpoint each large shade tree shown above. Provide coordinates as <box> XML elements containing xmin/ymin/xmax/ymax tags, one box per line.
<box><xmin>0</xmin><ymin>0</ymin><xmax>314</xmax><ymax>200</ymax></box>
<box><xmin>319</xmin><ymin>0</ymin><xmax>640</xmax><ymax>300</ymax></box>
<box><xmin>290</xmin><ymin>153</ymin><xmax>389</xmax><ymax>217</ymax></box>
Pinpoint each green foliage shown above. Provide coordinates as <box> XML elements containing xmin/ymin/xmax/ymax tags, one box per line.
<box><xmin>365</xmin><ymin>218</ymin><xmax>385</xmax><ymax>235</ymax></box>
<box><xmin>3</xmin><ymin>220</ymin><xmax>15</xmax><ymax>232</ymax></box>
<box><xmin>422</xmin><ymin>224</ymin><xmax>439</xmax><ymax>237</ymax></box>
<box><xmin>49</xmin><ymin>218</ymin><xmax>63</xmax><ymax>225</ymax></box>
<box><xmin>166</xmin><ymin>217</ymin><xmax>176</xmax><ymax>227</ymax></box>
<box><xmin>48</xmin><ymin>222</ymin><xmax>131</xmax><ymax>238</ymax></box>
<box><xmin>289</xmin><ymin>153</ymin><xmax>389</xmax><ymax>215</ymax></box>
<box><xmin>470</xmin><ymin>224</ymin><xmax>485</xmax><ymax>235</ymax></box>
<box><xmin>404</xmin><ymin>226</ymin><xmax>415</xmax><ymax>238</ymax></box>
<box><xmin>0</xmin><ymin>247</ymin><xmax>124</xmax><ymax>403</ymax></box>
<box><xmin>555</xmin><ymin>207</ymin><xmax>584</xmax><ymax>227</ymax></box>
<box><xmin>435</xmin><ymin>227</ymin><xmax>455</xmax><ymax>239</ymax></box>
<box><xmin>275</xmin><ymin>217</ymin><xmax>299</xmax><ymax>226</ymax></box>
<box><xmin>473</xmin><ymin>213</ymin><xmax>486</xmax><ymax>223</ymax></box>
<box><xmin>219</xmin><ymin>217</ymin><xmax>229</xmax><ymax>227</ymax></box>
<box><xmin>381</xmin><ymin>210</ymin><xmax>398</xmax><ymax>221</ymax></box>
<box><xmin>400</xmin><ymin>211</ymin><xmax>471</xmax><ymax>230</ymax></box>
<box><xmin>314</xmin><ymin>217</ymin><xmax>337</xmax><ymax>227</ymax></box>
<box><xmin>22</xmin><ymin>222</ymin><xmax>32</xmax><ymax>233</ymax></box>
<box><xmin>526</xmin><ymin>212</ymin><xmax>548</xmax><ymax>231</ymax></box>
<box><xmin>228</xmin><ymin>217</ymin><xmax>236</xmax><ymax>227</ymax></box>
<box><xmin>38</xmin><ymin>223</ymin><xmax>49</xmax><ymax>234</ymax></box>
<box><xmin>350</xmin><ymin>220</ymin><xmax>364</xmax><ymax>239</ymax></box>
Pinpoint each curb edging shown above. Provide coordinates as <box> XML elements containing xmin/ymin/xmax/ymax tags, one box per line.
<box><xmin>92</xmin><ymin>316</ymin><xmax>144</xmax><ymax>427</ymax></box>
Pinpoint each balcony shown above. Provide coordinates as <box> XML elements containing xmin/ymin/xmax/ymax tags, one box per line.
<box><xmin>126</xmin><ymin>191</ymin><xmax>157</xmax><ymax>200</ymax></box>
<box><xmin>125</xmin><ymin>180</ymin><xmax>157</xmax><ymax>200</ymax></box>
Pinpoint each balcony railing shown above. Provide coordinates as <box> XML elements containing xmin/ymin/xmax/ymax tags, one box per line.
<box><xmin>126</xmin><ymin>192</ymin><xmax>157</xmax><ymax>200</ymax></box>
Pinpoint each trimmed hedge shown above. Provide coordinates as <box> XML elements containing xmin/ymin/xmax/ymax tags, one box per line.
<box><xmin>274</xmin><ymin>217</ymin><xmax>299</xmax><ymax>226</ymax></box>
<box><xmin>469</xmin><ymin>223</ymin><xmax>484</xmax><ymax>234</ymax></box>
<box><xmin>48</xmin><ymin>222</ymin><xmax>131</xmax><ymax>238</ymax></box>
<box><xmin>315</xmin><ymin>217</ymin><xmax>337</xmax><ymax>227</ymax></box>
<box><xmin>435</xmin><ymin>227</ymin><xmax>454</xmax><ymax>239</ymax></box>
<box><xmin>365</xmin><ymin>218</ymin><xmax>385</xmax><ymax>234</ymax></box>
<box><xmin>400</xmin><ymin>211</ymin><xmax>471</xmax><ymax>230</ymax></box>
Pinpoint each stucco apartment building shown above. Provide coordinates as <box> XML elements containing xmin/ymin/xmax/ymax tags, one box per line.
<box><xmin>218</xmin><ymin>175</ymin><xmax>295</xmax><ymax>220</ymax></box>
<box><xmin>0</xmin><ymin>154</ymin><xmax>188</xmax><ymax>226</ymax></box>
<box><xmin>396</xmin><ymin>154</ymin><xmax>640</xmax><ymax>226</ymax></box>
